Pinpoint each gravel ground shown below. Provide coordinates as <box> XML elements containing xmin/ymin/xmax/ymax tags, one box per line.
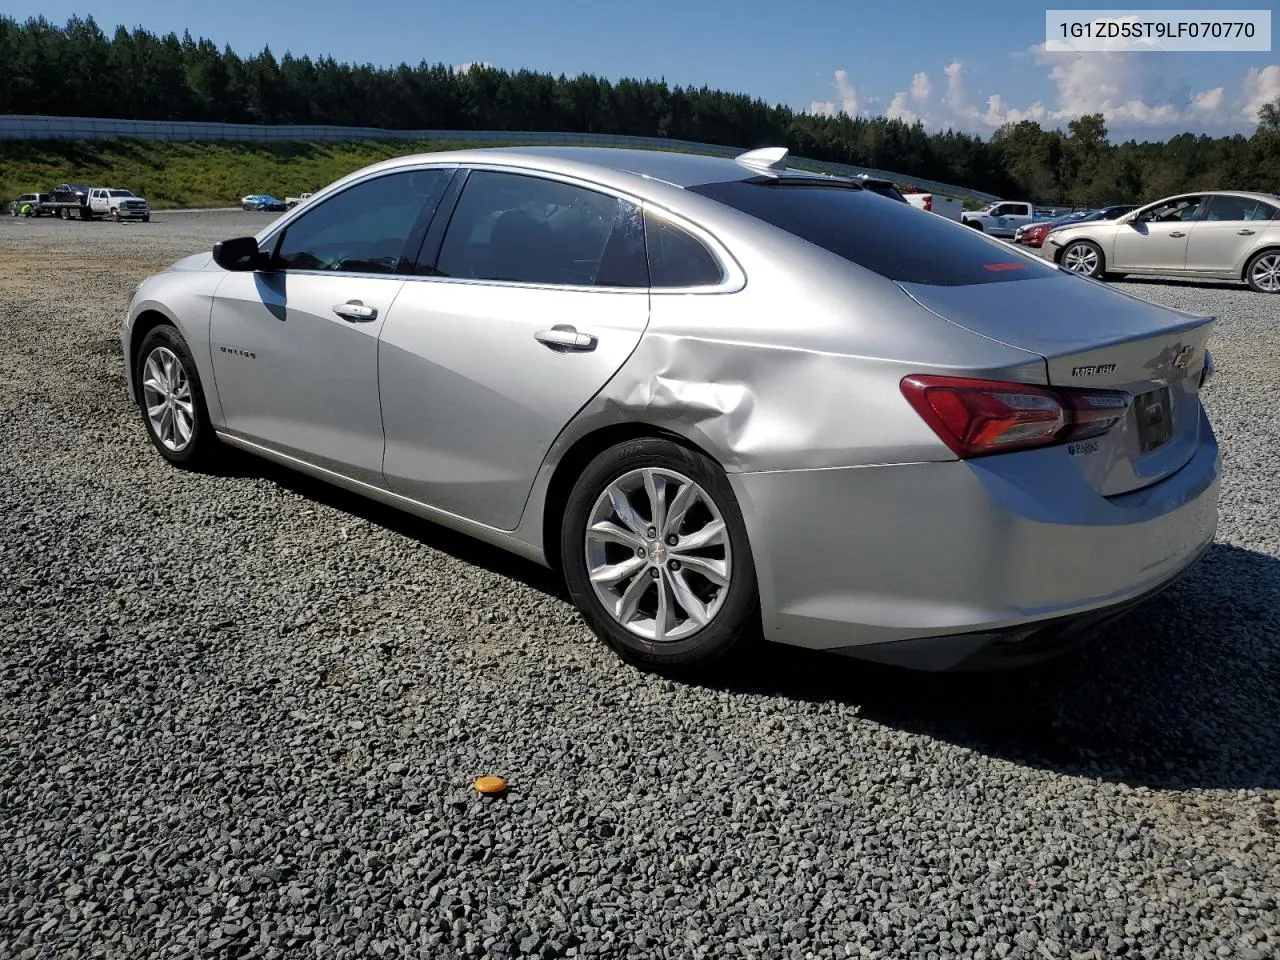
<box><xmin>2</xmin><ymin>212</ymin><xmax>1278</xmax><ymax>960</ymax></box>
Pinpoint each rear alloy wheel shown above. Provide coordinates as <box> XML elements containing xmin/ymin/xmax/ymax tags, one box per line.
<box><xmin>111</xmin><ymin>208</ymin><xmax>120</xmax><ymax>222</ymax></box>
<box><xmin>1061</xmin><ymin>240</ymin><xmax>1106</xmax><ymax>279</ymax></box>
<box><xmin>135</xmin><ymin>325</ymin><xmax>217</xmax><ymax>467</ymax></box>
<box><xmin>1245</xmin><ymin>250</ymin><xmax>1280</xmax><ymax>294</ymax></box>
<box><xmin>562</xmin><ymin>438</ymin><xmax>759</xmax><ymax>676</ymax></box>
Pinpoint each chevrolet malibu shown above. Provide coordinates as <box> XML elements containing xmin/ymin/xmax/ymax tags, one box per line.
<box><xmin>123</xmin><ymin>146</ymin><xmax>1221</xmax><ymax>673</ymax></box>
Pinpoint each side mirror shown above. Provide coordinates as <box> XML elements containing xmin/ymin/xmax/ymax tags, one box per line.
<box><xmin>213</xmin><ymin>236</ymin><xmax>268</xmax><ymax>271</ymax></box>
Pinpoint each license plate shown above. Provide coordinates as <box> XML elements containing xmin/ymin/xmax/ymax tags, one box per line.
<box><xmin>1134</xmin><ymin>386</ymin><xmax>1173</xmax><ymax>452</ymax></box>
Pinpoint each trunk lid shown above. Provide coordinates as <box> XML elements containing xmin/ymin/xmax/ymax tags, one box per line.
<box><xmin>898</xmin><ymin>272</ymin><xmax>1214</xmax><ymax>497</ymax></box>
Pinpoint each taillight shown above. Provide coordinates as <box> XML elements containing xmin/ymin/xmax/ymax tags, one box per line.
<box><xmin>1199</xmin><ymin>350</ymin><xmax>1215</xmax><ymax>388</ymax></box>
<box><xmin>923</xmin><ymin>195</ymin><xmax>933</xmax><ymax>212</ymax></box>
<box><xmin>900</xmin><ymin>375</ymin><xmax>1131</xmax><ymax>458</ymax></box>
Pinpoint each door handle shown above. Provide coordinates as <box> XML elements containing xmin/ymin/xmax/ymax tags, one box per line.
<box><xmin>1238</xmin><ymin>229</ymin><xmax>1255</xmax><ymax>236</ymax></box>
<box><xmin>333</xmin><ymin>300</ymin><xmax>378</xmax><ymax>322</ymax></box>
<box><xmin>1167</xmin><ymin>231</ymin><xmax>1186</xmax><ymax>238</ymax></box>
<box><xmin>534</xmin><ymin>325</ymin><xmax>597</xmax><ymax>352</ymax></box>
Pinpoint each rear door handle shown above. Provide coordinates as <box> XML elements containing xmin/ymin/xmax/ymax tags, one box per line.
<box><xmin>1238</xmin><ymin>229</ymin><xmax>1255</xmax><ymax>236</ymax></box>
<box><xmin>534</xmin><ymin>325</ymin><xmax>597</xmax><ymax>352</ymax></box>
<box><xmin>1167</xmin><ymin>231</ymin><xmax>1186</xmax><ymax>238</ymax></box>
<box><xmin>333</xmin><ymin>300</ymin><xmax>378</xmax><ymax>322</ymax></box>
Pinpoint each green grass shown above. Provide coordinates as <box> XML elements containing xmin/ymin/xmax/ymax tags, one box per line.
<box><xmin>0</xmin><ymin>139</ymin><xmax>524</xmax><ymax>208</ymax></box>
<box><xmin>0</xmin><ymin>137</ymin><xmax>900</xmax><ymax>209</ymax></box>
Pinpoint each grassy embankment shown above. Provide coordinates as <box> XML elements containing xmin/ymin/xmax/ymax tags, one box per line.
<box><xmin>0</xmin><ymin>138</ymin><xmax>928</xmax><ymax>209</ymax></box>
<box><xmin>0</xmin><ymin>139</ymin><xmax>517</xmax><ymax>208</ymax></box>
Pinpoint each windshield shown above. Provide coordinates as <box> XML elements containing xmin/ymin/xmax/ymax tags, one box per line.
<box><xmin>688</xmin><ymin>179</ymin><xmax>1056</xmax><ymax>286</ymax></box>
<box><xmin>108</xmin><ymin>190</ymin><xmax>134</xmax><ymax>197</ymax></box>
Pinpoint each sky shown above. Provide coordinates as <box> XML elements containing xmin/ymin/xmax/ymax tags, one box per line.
<box><xmin>9</xmin><ymin>0</ymin><xmax>1280</xmax><ymax>142</ymax></box>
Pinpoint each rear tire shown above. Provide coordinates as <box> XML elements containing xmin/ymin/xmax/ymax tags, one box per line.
<box><xmin>561</xmin><ymin>438</ymin><xmax>759</xmax><ymax>677</ymax></box>
<box><xmin>1061</xmin><ymin>240</ymin><xmax>1106</xmax><ymax>279</ymax></box>
<box><xmin>1245</xmin><ymin>250</ymin><xmax>1280</xmax><ymax>294</ymax></box>
<box><xmin>966</xmin><ymin>220</ymin><xmax>984</xmax><ymax>231</ymax></box>
<box><xmin>134</xmin><ymin>325</ymin><xmax>218</xmax><ymax>468</ymax></box>
<box><xmin>111</xmin><ymin>208</ymin><xmax>120</xmax><ymax>222</ymax></box>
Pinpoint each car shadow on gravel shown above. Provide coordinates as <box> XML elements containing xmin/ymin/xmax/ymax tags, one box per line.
<box><xmin>1118</xmin><ymin>277</ymin><xmax>1248</xmax><ymax>293</ymax></box>
<box><xmin>713</xmin><ymin>543</ymin><xmax>1280</xmax><ymax>792</ymax></box>
<box><xmin>206</xmin><ymin>446</ymin><xmax>570</xmax><ymax>600</ymax></box>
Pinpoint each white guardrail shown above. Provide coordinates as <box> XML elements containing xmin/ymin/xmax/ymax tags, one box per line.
<box><xmin>0</xmin><ymin>114</ymin><xmax>1000</xmax><ymax>203</ymax></box>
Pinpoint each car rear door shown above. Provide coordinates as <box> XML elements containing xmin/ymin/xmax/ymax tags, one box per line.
<box><xmin>1111</xmin><ymin>195</ymin><xmax>1203</xmax><ymax>272</ymax></box>
<box><xmin>208</xmin><ymin>166</ymin><xmax>454</xmax><ymax>485</ymax></box>
<box><xmin>377</xmin><ymin>167</ymin><xmax>651</xmax><ymax>530</ymax></box>
<box><xmin>1185</xmin><ymin>195</ymin><xmax>1279</xmax><ymax>275</ymax></box>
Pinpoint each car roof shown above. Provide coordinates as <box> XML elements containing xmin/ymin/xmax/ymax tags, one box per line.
<box><xmin>1155</xmin><ymin>189</ymin><xmax>1279</xmax><ymax>204</ymax></box>
<box><xmin>355</xmin><ymin>145</ymin><xmax>843</xmax><ymax>193</ymax></box>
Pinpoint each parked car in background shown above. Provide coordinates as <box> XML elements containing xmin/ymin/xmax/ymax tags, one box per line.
<box><xmin>852</xmin><ymin>175</ymin><xmax>908</xmax><ymax>203</ymax></box>
<box><xmin>1016</xmin><ymin>210</ymin><xmax>1095</xmax><ymax>247</ymax></box>
<box><xmin>1047</xmin><ymin>191</ymin><xmax>1280</xmax><ymax>293</ymax></box>
<box><xmin>122</xmin><ymin>145</ymin><xmax>1220</xmax><ymax>675</ymax></box>
<box><xmin>8</xmin><ymin>193</ymin><xmax>52</xmax><ymax>216</ymax></box>
<box><xmin>903</xmin><ymin>191</ymin><xmax>965</xmax><ymax>222</ymax></box>
<box><xmin>960</xmin><ymin>200</ymin><xmax>1035</xmax><ymax>236</ymax></box>
<box><xmin>88</xmin><ymin>187</ymin><xmax>150</xmax><ymax>222</ymax></box>
<box><xmin>285</xmin><ymin>192</ymin><xmax>314</xmax><ymax>208</ymax></box>
<box><xmin>241</xmin><ymin>194</ymin><xmax>287</xmax><ymax>212</ymax></box>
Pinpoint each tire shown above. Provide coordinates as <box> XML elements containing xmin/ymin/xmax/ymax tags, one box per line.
<box><xmin>1244</xmin><ymin>249</ymin><xmax>1280</xmax><ymax>294</ymax></box>
<box><xmin>134</xmin><ymin>325</ymin><xmax>217</xmax><ymax>468</ymax></box>
<box><xmin>965</xmin><ymin>220</ymin><xmax>983</xmax><ymax>231</ymax></box>
<box><xmin>561</xmin><ymin>437</ymin><xmax>759</xmax><ymax>676</ymax></box>
<box><xmin>142</xmin><ymin>215</ymin><xmax>150</xmax><ymax>223</ymax></box>
<box><xmin>111</xmin><ymin>208</ymin><xmax>120</xmax><ymax>222</ymax></box>
<box><xmin>1061</xmin><ymin>240</ymin><xmax>1106</xmax><ymax>279</ymax></box>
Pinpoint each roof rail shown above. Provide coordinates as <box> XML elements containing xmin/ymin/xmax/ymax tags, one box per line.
<box><xmin>735</xmin><ymin>146</ymin><xmax>789</xmax><ymax>172</ymax></box>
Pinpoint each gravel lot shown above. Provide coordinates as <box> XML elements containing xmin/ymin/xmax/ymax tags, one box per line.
<box><xmin>2</xmin><ymin>211</ymin><xmax>1278</xmax><ymax>960</ymax></box>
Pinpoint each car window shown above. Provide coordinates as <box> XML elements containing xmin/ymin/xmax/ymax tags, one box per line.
<box><xmin>1246</xmin><ymin>200</ymin><xmax>1278</xmax><ymax>221</ymax></box>
<box><xmin>1137</xmin><ymin>197</ymin><xmax>1203</xmax><ymax>223</ymax></box>
<box><xmin>645</xmin><ymin>215</ymin><xmax>724</xmax><ymax>287</ymax></box>
<box><xmin>108</xmin><ymin>190</ymin><xmax>134</xmax><ymax>198</ymax></box>
<box><xmin>434</xmin><ymin>171</ymin><xmax>647</xmax><ymax>287</ymax></box>
<box><xmin>1203</xmin><ymin>195</ymin><xmax>1262</xmax><ymax>221</ymax></box>
<box><xmin>688</xmin><ymin>179</ymin><xmax>1055</xmax><ymax>286</ymax></box>
<box><xmin>273</xmin><ymin>169</ymin><xmax>449</xmax><ymax>275</ymax></box>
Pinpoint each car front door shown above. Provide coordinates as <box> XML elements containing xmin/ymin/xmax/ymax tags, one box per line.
<box><xmin>208</xmin><ymin>166</ymin><xmax>454</xmax><ymax>484</ymax></box>
<box><xmin>1184</xmin><ymin>195</ymin><xmax>1279</xmax><ymax>275</ymax></box>
<box><xmin>1111</xmin><ymin>195</ymin><xmax>1203</xmax><ymax>272</ymax></box>
<box><xmin>377</xmin><ymin>168</ymin><xmax>652</xmax><ymax>530</ymax></box>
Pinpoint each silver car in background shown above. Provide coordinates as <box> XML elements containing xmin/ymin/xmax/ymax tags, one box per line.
<box><xmin>1047</xmin><ymin>190</ymin><xmax>1280</xmax><ymax>293</ymax></box>
<box><xmin>122</xmin><ymin>146</ymin><xmax>1221</xmax><ymax>674</ymax></box>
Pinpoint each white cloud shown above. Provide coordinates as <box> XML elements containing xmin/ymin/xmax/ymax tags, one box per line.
<box><xmin>910</xmin><ymin>72</ymin><xmax>930</xmax><ymax>103</ymax></box>
<box><xmin>807</xmin><ymin>68</ymin><xmax>860</xmax><ymax>118</ymax></box>
<box><xmin>886</xmin><ymin>91</ymin><xmax>918</xmax><ymax>124</ymax></box>
<box><xmin>1243</xmin><ymin>65</ymin><xmax>1280</xmax><ymax>121</ymax></box>
<box><xmin>943</xmin><ymin>61</ymin><xmax>966</xmax><ymax>111</ymax></box>
<box><xmin>983</xmin><ymin>94</ymin><xmax>1049</xmax><ymax>127</ymax></box>
<box><xmin>451</xmin><ymin>61</ymin><xmax>493</xmax><ymax>75</ymax></box>
<box><xmin>1191</xmin><ymin>87</ymin><xmax>1225</xmax><ymax>113</ymax></box>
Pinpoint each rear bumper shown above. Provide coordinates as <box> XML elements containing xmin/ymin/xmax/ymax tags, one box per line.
<box><xmin>729</xmin><ymin>409</ymin><xmax>1220</xmax><ymax>670</ymax></box>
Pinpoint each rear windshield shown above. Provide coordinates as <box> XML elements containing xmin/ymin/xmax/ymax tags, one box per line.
<box><xmin>688</xmin><ymin>180</ymin><xmax>1055</xmax><ymax>286</ymax></box>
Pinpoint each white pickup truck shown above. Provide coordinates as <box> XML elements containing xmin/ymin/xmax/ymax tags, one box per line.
<box><xmin>959</xmin><ymin>200</ymin><xmax>1033</xmax><ymax>237</ymax></box>
<box><xmin>903</xmin><ymin>191</ymin><xmax>966</xmax><ymax>222</ymax></box>
<box><xmin>88</xmin><ymin>187</ymin><xmax>150</xmax><ymax>222</ymax></box>
<box><xmin>285</xmin><ymin>192</ymin><xmax>314</xmax><ymax>209</ymax></box>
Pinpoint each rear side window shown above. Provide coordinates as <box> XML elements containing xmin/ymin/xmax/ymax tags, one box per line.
<box><xmin>688</xmin><ymin>180</ymin><xmax>1053</xmax><ymax>286</ymax></box>
<box><xmin>434</xmin><ymin>171</ymin><xmax>648</xmax><ymax>287</ymax></box>
<box><xmin>1205</xmin><ymin>195</ymin><xmax>1276</xmax><ymax>221</ymax></box>
<box><xmin>645</xmin><ymin>215</ymin><xmax>724</xmax><ymax>287</ymax></box>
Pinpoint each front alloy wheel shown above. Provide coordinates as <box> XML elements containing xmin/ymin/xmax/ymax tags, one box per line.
<box><xmin>1062</xmin><ymin>240</ymin><xmax>1104</xmax><ymax>278</ymax></box>
<box><xmin>562</xmin><ymin>438</ymin><xmax>758</xmax><ymax>675</ymax></box>
<box><xmin>134</xmin><ymin>325</ymin><xmax>216</xmax><ymax>467</ymax></box>
<box><xmin>1246</xmin><ymin>251</ymin><xmax>1280</xmax><ymax>294</ymax></box>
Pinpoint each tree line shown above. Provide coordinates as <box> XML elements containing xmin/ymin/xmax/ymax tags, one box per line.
<box><xmin>2</xmin><ymin>15</ymin><xmax>1278</xmax><ymax>204</ymax></box>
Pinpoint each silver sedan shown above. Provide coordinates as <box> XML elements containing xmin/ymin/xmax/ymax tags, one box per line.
<box><xmin>122</xmin><ymin>146</ymin><xmax>1221</xmax><ymax>673</ymax></box>
<box><xmin>1046</xmin><ymin>190</ymin><xmax>1280</xmax><ymax>293</ymax></box>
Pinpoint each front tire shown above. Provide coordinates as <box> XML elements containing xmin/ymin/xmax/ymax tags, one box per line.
<box><xmin>1245</xmin><ymin>250</ymin><xmax>1280</xmax><ymax>294</ymax></box>
<box><xmin>561</xmin><ymin>438</ymin><xmax>759</xmax><ymax>676</ymax></box>
<box><xmin>134</xmin><ymin>325</ymin><xmax>217</xmax><ymax>468</ymax></box>
<box><xmin>1061</xmin><ymin>240</ymin><xmax>1106</xmax><ymax>279</ymax></box>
